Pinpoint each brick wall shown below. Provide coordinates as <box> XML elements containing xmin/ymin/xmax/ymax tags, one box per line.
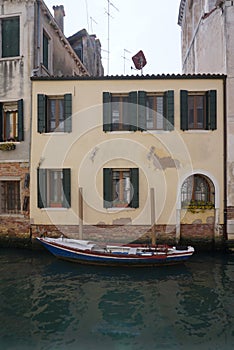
<box><xmin>31</xmin><ymin>222</ymin><xmax>223</xmax><ymax>249</ymax></box>
<box><xmin>0</xmin><ymin>162</ymin><xmax>30</xmax><ymax>216</ymax></box>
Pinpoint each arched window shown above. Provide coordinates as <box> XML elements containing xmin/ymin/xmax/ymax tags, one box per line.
<box><xmin>181</xmin><ymin>174</ymin><xmax>214</xmax><ymax>208</ymax></box>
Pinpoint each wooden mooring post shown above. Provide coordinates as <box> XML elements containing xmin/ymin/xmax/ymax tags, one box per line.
<box><xmin>150</xmin><ymin>188</ymin><xmax>156</xmax><ymax>245</ymax></box>
<box><xmin>79</xmin><ymin>187</ymin><xmax>83</xmax><ymax>239</ymax></box>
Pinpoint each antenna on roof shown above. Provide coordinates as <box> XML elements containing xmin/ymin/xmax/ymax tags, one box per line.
<box><xmin>84</xmin><ymin>0</ymin><xmax>90</xmax><ymax>32</ymax></box>
<box><xmin>121</xmin><ymin>49</ymin><xmax>131</xmax><ymax>75</ymax></box>
<box><xmin>105</xmin><ymin>0</ymin><xmax>119</xmax><ymax>75</ymax></box>
<box><xmin>90</xmin><ymin>16</ymin><xmax>98</xmax><ymax>33</ymax></box>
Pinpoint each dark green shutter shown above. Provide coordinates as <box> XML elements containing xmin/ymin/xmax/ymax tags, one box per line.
<box><xmin>38</xmin><ymin>94</ymin><xmax>46</xmax><ymax>133</ymax></box>
<box><xmin>128</xmin><ymin>91</ymin><xmax>137</xmax><ymax>131</ymax></box>
<box><xmin>103</xmin><ymin>168</ymin><xmax>112</xmax><ymax>208</ymax></box>
<box><xmin>103</xmin><ymin>92</ymin><xmax>111</xmax><ymax>132</ymax></box>
<box><xmin>0</xmin><ymin>103</ymin><xmax>3</xmax><ymax>142</ymax></box>
<box><xmin>43</xmin><ymin>32</ymin><xmax>49</xmax><ymax>69</ymax></box>
<box><xmin>206</xmin><ymin>90</ymin><xmax>217</xmax><ymax>130</ymax></box>
<box><xmin>37</xmin><ymin>168</ymin><xmax>47</xmax><ymax>208</ymax></box>
<box><xmin>2</xmin><ymin>17</ymin><xmax>19</xmax><ymax>58</ymax></box>
<box><xmin>164</xmin><ymin>90</ymin><xmax>174</xmax><ymax>131</ymax></box>
<box><xmin>64</xmin><ymin>94</ymin><xmax>72</xmax><ymax>132</ymax></box>
<box><xmin>62</xmin><ymin>168</ymin><xmax>71</xmax><ymax>208</ymax></box>
<box><xmin>130</xmin><ymin>168</ymin><xmax>139</xmax><ymax>208</ymax></box>
<box><xmin>180</xmin><ymin>90</ymin><xmax>188</xmax><ymax>130</ymax></box>
<box><xmin>17</xmin><ymin>99</ymin><xmax>24</xmax><ymax>141</ymax></box>
<box><xmin>138</xmin><ymin>91</ymin><xmax>147</xmax><ymax>131</ymax></box>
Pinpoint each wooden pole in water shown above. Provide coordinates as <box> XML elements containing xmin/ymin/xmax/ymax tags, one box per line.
<box><xmin>79</xmin><ymin>187</ymin><xmax>83</xmax><ymax>239</ymax></box>
<box><xmin>150</xmin><ymin>188</ymin><xmax>156</xmax><ymax>245</ymax></box>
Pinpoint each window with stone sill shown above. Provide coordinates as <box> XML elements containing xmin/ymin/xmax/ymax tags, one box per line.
<box><xmin>37</xmin><ymin>94</ymin><xmax>72</xmax><ymax>133</ymax></box>
<box><xmin>103</xmin><ymin>168</ymin><xmax>139</xmax><ymax>208</ymax></box>
<box><xmin>0</xmin><ymin>100</ymin><xmax>24</xmax><ymax>142</ymax></box>
<box><xmin>0</xmin><ymin>16</ymin><xmax>20</xmax><ymax>58</ymax></box>
<box><xmin>37</xmin><ymin>168</ymin><xmax>71</xmax><ymax>209</ymax></box>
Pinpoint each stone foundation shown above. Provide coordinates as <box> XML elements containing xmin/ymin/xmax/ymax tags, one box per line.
<box><xmin>30</xmin><ymin>223</ymin><xmax>225</xmax><ymax>250</ymax></box>
<box><xmin>0</xmin><ymin>216</ymin><xmax>31</xmax><ymax>248</ymax></box>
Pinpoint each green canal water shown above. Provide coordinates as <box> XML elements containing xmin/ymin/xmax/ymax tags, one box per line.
<box><xmin>0</xmin><ymin>248</ymin><xmax>233</xmax><ymax>350</ymax></box>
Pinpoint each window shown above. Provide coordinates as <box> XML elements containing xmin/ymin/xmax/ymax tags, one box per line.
<box><xmin>181</xmin><ymin>174</ymin><xmax>215</xmax><ymax>208</ymax></box>
<box><xmin>0</xmin><ymin>181</ymin><xmax>20</xmax><ymax>214</ymax></box>
<box><xmin>37</xmin><ymin>168</ymin><xmax>71</xmax><ymax>208</ymax></box>
<box><xmin>47</xmin><ymin>97</ymin><xmax>65</xmax><ymax>132</ymax></box>
<box><xmin>180</xmin><ymin>90</ymin><xmax>217</xmax><ymax>130</ymax></box>
<box><xmin>103</xmin><ymin>168</ymin><xmax>139</xmax><ymax>208</ymax></box>
<box><xmin>1</xmin><ymin>16</ymin><xmax>19</xmax><ymax>58</ymax></box>
<box><xmin>37</xmin><ymin>94</ymin><xmax>72</xmax><ymax>133</ymax></box>
<box><xmin>103</xmin><ymin>92</ymin><xmax>136</xmax><ymax>131</ymax></box>
<box><xmin>188</xmin><ymin>94</ymin><xmax>205</xmax><ymax>129</ymax></box>
<box><xmin>0</xmin><ymin>100</ymin><xmax>24</xmax><ymax>141</ymax></box>
<box><xmin>146</xmin><ymin>94</ymin><xmax>164</xmax><ymax>130</ymax></box>
<box><xmin>43</xmin><ymin>31</ymin><xmax>49</xmax><ymax>69</ymax></box>
<box><xmin>103</xmin><ymin>91</ymin><xmax>174</xmax><ymax>132</ymax></box>
<box><xmin>111</xmin><ymin>94</ymin><xmax>129</xmax><ymax>131</ymax></box>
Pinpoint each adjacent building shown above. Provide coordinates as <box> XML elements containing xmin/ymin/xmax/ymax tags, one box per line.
<box><xmin>68</xmin><ymin>29</ymin><xmax>104</xmax><ymax>77</ymax></box>
<box><xmin>178</xmin><ymin>0</ymin><xmax>234</xmax><ymax>241</ymax></box>
<box><xmin>30</xmin><ymin>74</ymin><xmax>225</xmax><ymax>248</ymax></box>
<box><xmin>0</xmin><ymin>0</ymin><xmax>89</xmax><ymax>243</ymax></box>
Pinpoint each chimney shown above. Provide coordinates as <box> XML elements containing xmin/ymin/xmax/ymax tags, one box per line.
<box><xmin>53</xmin><ymin>5</ymin><xmax>65</xmax><ymax>32</ymax></box>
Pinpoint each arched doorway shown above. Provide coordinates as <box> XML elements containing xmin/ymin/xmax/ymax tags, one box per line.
<box><xmin>179</xmin><ymin>173</ymin><xmax>217</xmax><ymax>243</ymax></box>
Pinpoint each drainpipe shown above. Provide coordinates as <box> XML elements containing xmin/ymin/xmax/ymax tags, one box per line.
<box><xmin>223</xmin><ymin>75</ymin><xmax>228</xmax><ymax>242</ymax></box>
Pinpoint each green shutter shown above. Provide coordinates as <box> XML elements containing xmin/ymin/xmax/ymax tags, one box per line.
<box><xmin>64</xmin><ymin>94</ymin><xmax>72</xmax><ymax>132</ymax></box>
<box><xmin>103</xmin><ymin>92</ymin><xmax>111</xmax><ymax>132</ymax></box>
<box><xmin>206</xmin><ymin>90</ymin><xmax>217</xmax><ymax>130</ymax></box>
<box><xmin>0</xmin><ymin>103</ymin><xmax>3</xmax><ymax>142</ymax></box>
<box><xmin>37</xmin><ymin>168</ymin><xmax>47</xmax><ymax>208</ymax></box>
<box><xmin>17</xmin><ymin>99</ymin><xmax>24</xmax><ymax>141</ymax></box>
<box><xmin>43</xmin><ymin>32</ymin><xmax>49</xmax><ymax>69</ymax></box>
<box><xmin>38</xmin><ymin>94</ymin><xmax>46</xmax><ymax>133</ymax></box>
<box><xmin>2</xmin><ymin>17</ymin><xmax>19</xmax><ymax>58</ymax></box>
<box><xmin>164</xmin><ymin>90</ymin><xmax>174</xmax><ymax>131</ymax></box>
<box><xmin>103</xmin><ymin>168</ymin><xmax>112</xmax><ymax>208</ymax></box>
<box><xmin>130</xmin><ymin>168</ymin><xmax>139</xmax><ymax>208</ymax></box>
<box><xmin>62</xmin><ymin>168</ymin><xmax>71</xmax><ymax>208</ymax></box>
<box><xmin>180</xmin><ymin>90</ymin><xmax>188</xmax><ymax>130</ymax></box>
<box><xmin>128</xmin><ymin>91</ymin><xmax>137</xmax><ymax>131</ymax></box>
<box><xmin>138</xmin><ymin>91</ymin><xmax>146</xmax><ymax>131</ymax></box>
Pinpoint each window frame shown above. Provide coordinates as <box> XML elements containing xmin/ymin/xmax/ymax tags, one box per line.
<box><xmin>43</xmin><ymin>30</ymin><xmax>49</xmax><ymax>70</ymax></box>
<box><xmin>111</xmin><ymin>94</ymin><xmax>129</xmax><ymax>131</ymax></box>
<box><xmin>181</xmin><ymin>174</ymin><xmax>215</xmax><ymax>209</ymax></box>
<box><xmin>37</xmin><ymin>94</ymin><xmax>72</xmax><ymax>134</ymax></box>
<box><xmin>0</xmin><ymin>100</ymin><xmax>24</xmax><ymax>142</ymax></box>
<box><xmin>188</xmin><ymin>92</ymin><xmax>207</xmax><ymax>130</ymax></box>
<box><xmin>0</xmin><ymin>180</ymin><xmax>21</xmax><ymax>214</ymax></box>
<box><xmin>103</xmin><ymin>168</ymin><xmax>139</xmax><ymax>209</ymax></box>
<box><xmin>180</xmin><ymin>89</ymin><xmax>217</xmax><ymax>131</ymax></box>
<box><xmin>37</xmin><ymin>168</ymin><xmax>71</xmax><ymax>209</ymax></box>
<box><xmin>0</xmin><ymin>16</ymin><xmax>20</xmax><ymax>58</ymax></box>
<box><xmin>47</xmin><ymin>96</ymin><xmax>65</xmax><ymax>133</ymax></box>
<box><xmin>145</xmin><ymin>92</ymin><xmax>165</xmax><ymax>130</ymax></box>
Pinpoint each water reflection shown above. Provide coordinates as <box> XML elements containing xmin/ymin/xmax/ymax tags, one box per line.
<box><xmin>0</xmin><ymin>249</ymin><xmax>233</xmax><ymax>350</ymax></box>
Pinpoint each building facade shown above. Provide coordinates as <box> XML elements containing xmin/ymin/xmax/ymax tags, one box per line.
<box><xmin>178</xmin><ymin>0</ymin><xmax>234</xmax><ymax>240</ymax></box>
<box><xmin>0</xmin><ymin>0</ymin><xmax>88</xmax><ymax>244</ymax></box>
<box><xmin>68</xmin><ymin>29</ymin><xmax>104</xmax><ymax>77</ymax></box>
<box><xmin>30</xmin><ymin>75</ymin><xmax>225</xmax><ymax>248</ymax></box>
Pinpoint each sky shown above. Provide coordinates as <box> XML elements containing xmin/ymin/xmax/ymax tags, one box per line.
<box><xmin>44</xmin><ymin>0</ymin><xmax>182</xmax><ymax>76</ymax></box>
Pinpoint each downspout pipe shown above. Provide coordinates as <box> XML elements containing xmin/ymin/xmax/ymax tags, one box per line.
<box><xmin>223</xmin><ymin>75</ymin><xmax>228</xmax><ymax>243</ymax></box>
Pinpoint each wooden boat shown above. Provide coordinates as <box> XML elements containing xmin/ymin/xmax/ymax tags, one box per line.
<box><xmin>37</xmin><ymin>237</ymin><xmax>195</xmax><ymax>267</ymax></box>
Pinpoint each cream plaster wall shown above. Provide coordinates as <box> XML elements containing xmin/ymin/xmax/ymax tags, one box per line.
<box><xmin>30</xmin><ymin>77</ymin><xmax>224</xmax><ymax>227</ymax></box>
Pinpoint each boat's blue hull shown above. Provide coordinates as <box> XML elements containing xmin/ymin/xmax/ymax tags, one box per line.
<box><xmin>38</xmin><ymin>238</ymin><xmax>194</xmax><ymax>267</ymax></box>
